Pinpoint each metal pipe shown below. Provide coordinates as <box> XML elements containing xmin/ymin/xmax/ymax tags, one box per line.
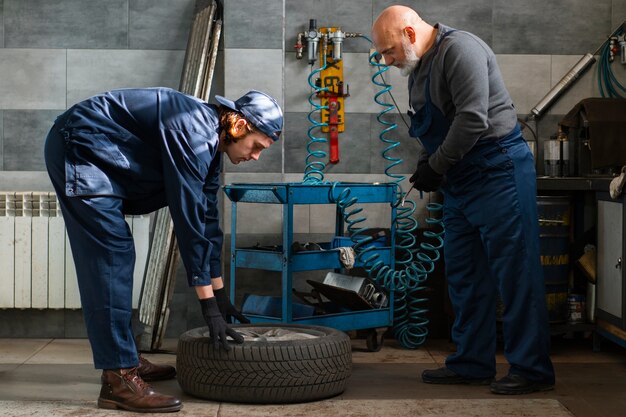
<box><xmin>201</xmin><ymin>19</ymin><xmax>222</xmax><ymax>100</ymax></box>
<box><xmin>193</xmin><ymin>6</ymin><xmax>216</xmax><ymax>97</ymax></box>
<box><xmin>529</xmin><ymin>53</ymin><xmax>596</xmax><ymax>119</ymax></box>
<box><xmin>528</xmin><ymin>19</ymin><xmax>626</xmax><ymax>120</ymax></box>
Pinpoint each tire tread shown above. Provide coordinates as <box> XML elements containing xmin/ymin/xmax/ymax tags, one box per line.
<box><xmin>177</xmin><ymin>324</ymin><xmax>352</xmax><ymax>403</ymax></box>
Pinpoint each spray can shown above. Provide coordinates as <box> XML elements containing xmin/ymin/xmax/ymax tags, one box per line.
<box><xmin>567</xmin><ymin>294</ymin><xmax>585</xmax><ymax>323</ymax></box>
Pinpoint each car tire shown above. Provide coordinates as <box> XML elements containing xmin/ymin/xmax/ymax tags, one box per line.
<box><xmin>176</xmin><ymin>324</ymin><xmax>352</xmax><ymax>404</ymax></box>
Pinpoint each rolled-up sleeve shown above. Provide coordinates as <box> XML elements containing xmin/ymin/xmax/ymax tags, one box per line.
<box><xmin>160</xmin><ymin>128</ymin><xmax>215</xmax><ymax>286</ymax></box>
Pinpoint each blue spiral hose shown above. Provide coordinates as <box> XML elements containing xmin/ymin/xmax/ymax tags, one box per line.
<box><xmin>301</xmin><ymin>39</ymin><xmax>444</xmax><ymax>348</ymax></box>
<box><xmin>303</xmin><ymin>53</ymin><xmax>330</xmax><ymax>184</ymax></box>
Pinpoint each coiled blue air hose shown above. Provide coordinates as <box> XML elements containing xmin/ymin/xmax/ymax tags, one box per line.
<box><xmin>301</xmin><ymin>39</ymin><xmax>444</xmax><ymax>349</ymax></box>
<box><xmin>303</xmin><ymin>54</ymin><xmax>330</xmax><ymax>184</ymax></box>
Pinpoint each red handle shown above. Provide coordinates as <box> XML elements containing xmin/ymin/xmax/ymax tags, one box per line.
<box><xmin>328</xmin><ymin>96</ymin><xmax>339</xmax><ymax>164</ymax></box>
<box><xmin>329</xmin><ymin>127</ymin><xmax>339</xmax><ymax>164</ymax></box>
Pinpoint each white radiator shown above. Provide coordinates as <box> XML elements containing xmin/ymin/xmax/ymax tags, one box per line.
<box><xmin>0</xmin><ymin>192</ymin><xmax>150</xmax><ymax>309</ymax></box>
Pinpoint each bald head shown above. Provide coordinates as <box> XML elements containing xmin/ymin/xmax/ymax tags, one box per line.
<box><xmin>371</xmin><ymin>5</ymin><xmax>435</xmax><ymax>74</ymax></box>
<box><xmin>372</xmin><ymin>5</ymin><xmax>422</xmax><ymax>36</ymax></box>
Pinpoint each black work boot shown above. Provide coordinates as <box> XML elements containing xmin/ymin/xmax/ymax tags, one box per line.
<box><xmin>490</xmin><ymin>374</ymin><xmax>554</xmax><ymax>395</ymax></box>
<box><xmin>137</xmin><ymin>354</ymin><xmax>177</xmax><ymax>381</ymax></box>
<box><xmin>422</xmin><ymin>367</ymin><xmax>493</xmax><ymax>385</ymax></box>
<box><xmin>98</xmin><ymin>367</ymin><xmax>182</xmax><ymax>413</ymax></box>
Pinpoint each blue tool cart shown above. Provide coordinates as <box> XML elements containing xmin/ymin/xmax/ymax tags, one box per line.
<box><xmin>223</xmin><ymin>182</ymin><xmax>398</xmax><ymax>347</ymax></box>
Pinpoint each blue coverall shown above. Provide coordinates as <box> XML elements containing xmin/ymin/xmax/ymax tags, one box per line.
<box><xmin>44</xmin><ymin>87</ymin><xmax>223</xmax><ymax>369</ymax></box>
<box><xmin>409</xmin><ymin>31</ymin><xmax>555</xmax><ymax>383</ymax></box>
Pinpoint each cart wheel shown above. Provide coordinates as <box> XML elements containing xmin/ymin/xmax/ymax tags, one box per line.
<box><xmin>177</xmin><ymin>324</ymin><xmax>352</xmax><ymax>403</ymax></box>
<box><xmin>366</xmin><ymin>328</ymin><xmax>385</xmax><ymax>352</ymax></box>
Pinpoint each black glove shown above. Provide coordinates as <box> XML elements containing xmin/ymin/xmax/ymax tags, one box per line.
<box><xmin>409</xmin><ymin>159</ymin><xmax>426</xmax><ymax>184</ymax></box>
<box><xmin>214</xmin><ymin>287</ymin><xmax>251</xmax><ymax>324</ymax></box>
<box><xmin>410</xmin><ymin>160</ymin><xmax>444</xmax><ymax>192</ymax></box>
<box><xmin>199</xmin><ymin>297</ymin><xmax>244</xmax><ymax>350</ymax></box>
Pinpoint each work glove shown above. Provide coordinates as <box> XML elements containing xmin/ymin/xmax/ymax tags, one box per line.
<box><xmin>409</xmin><ymin>158</ymin><xmax>428</xmax><ymax>184</ymax></box>
<box><xmin>409</xmin><ymin>160</ymin><xmax>444</xmax><ymax>192</ymax></box>
<box><xmin>214</xmin><ymin>287</ymin><xmax>251</xmax><ymax>324</ymax></box>
<box><xmin>199</xmin><ymin>297</ymin><xmax>245</xmax><ymax>350</ymax></box>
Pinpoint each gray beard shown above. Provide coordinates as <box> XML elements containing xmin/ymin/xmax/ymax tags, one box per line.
<box><xmin>400</xmin><ymin>39</ymin><xmax>420</xmax><ymax>77</ymax></box>
<box><xmin>400</xmin><ymin>57</ymin><xmax>420</xmax><ymax>77</ymax></box>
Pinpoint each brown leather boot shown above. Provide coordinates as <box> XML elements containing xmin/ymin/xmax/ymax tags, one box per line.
<box><xmin>98</xmin><ymin>367</ymin><xmax>182</xmax><ymax>413</ymax></box>
<box><xmin>137</xmin><ymin>354</ymin><xmax>177</xmax><ymax>381</ymax></box>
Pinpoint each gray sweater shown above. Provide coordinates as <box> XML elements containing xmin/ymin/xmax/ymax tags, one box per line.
<box><xmin>409</xmin><ymin>24</ymin><xmax>517</xmax><ymax>175</ymax></box>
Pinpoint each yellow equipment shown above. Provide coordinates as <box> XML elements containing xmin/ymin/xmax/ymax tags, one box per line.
<box><xmin>295</xmin><ymin>20</ymin><xmax>360</xmax><ymax>164</ymax></box>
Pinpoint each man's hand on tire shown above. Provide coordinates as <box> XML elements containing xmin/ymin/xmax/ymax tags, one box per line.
<box><xmin>199</xmin><ymin>297</ymin><xmax>244</xmax><ymax>350</ymax></box>
<box><xmin>214</xmin><ymin>287</ymin><xmax>251</xmax><ymax>324</ymax></box>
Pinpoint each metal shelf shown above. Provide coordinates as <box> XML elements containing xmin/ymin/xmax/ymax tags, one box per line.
<box><xmin>537</xmin><ymin>176</ymin><xmax>612</xmax><ymax>191</ymax></box>
<box><xmin>224</xmin><ymin>181</ymin><xmax>398</xmax><ymax>330</ymax></box>
<box><xmin>224</xmin><ymin>182</ymin><xmax>397</xmax><ymax>204</ymax></box>
<box><xmin>245</xmin><ymin>308</ymin><xmax>394</xmax><ymax>331</ymax></box>
<box><xmin>234</xmin><ymin>247</ymin><xmax>392</xmax><ymax>272</ymax></box>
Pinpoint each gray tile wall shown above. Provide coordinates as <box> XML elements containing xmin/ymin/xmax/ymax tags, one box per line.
<box><xmin>374</xmin><ymin>0</ymin><xmax>494</xmax><ymax>47</ymax></box>
<box><xmin>0</xmin><ymin>49</ymin><xmax>67</xmax><ymax>110</ymax></box>
<box><xmin>0</xmin><ymin>1</ymin><xmax>4</xmax><ymax>48</ymax></box>
<box><xmin>3</xmin><ymin>110</ymin><xmax>59</xmax><ymax>171</ymax></box>
<box><xmin>286</xmin><ymin>0</ymin><xmax>373</xmax><ymax>53</ymax></box>
<box><xmin>493</xmin><ymin>0</ymin><xmax>612</xmax><ymax>54</ymax></box>
<box><xmin>66</xmin><ymin>49</ymin><xmax>185</xmax><ymax>104</ymax></box>
<box><xmin>224</xmin><ymin>0</ymin><xmax>284</xmax><ymax>49</ymax></box>
<box><xmin>0</xmin><ymin>0</ymin><xmax>197</xmax><ymax>182</ymax></box>
<box><xmin>614</xmin><ymin>0</ymin><xmax>626</xmax><ymax>28</ymax></box>
<box><xmin>4</xmin><ymin>0</ymin><xmax>129</xmax><ymax>49</ymax></box>
<box><xmin>129</xmin><ymin>0</ymin><xmax>195</xmax><ymax>50</ymax></box>
<box><xmin>3</xmin><ymin>0</ymin><xmax>625</xmax><ymax>177</ymax></box>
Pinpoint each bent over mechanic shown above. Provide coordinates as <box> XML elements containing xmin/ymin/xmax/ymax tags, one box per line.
<box><xmin>44</xmin><ymin>87</ymin><xmax>283</xmax><ymax>413</ymax></box>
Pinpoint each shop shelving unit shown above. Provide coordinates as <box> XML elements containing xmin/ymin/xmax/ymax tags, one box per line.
<box><xmin>223</xmin><ymin>182</ymin><xmax>397</xmax><ymax>332</ymax></box>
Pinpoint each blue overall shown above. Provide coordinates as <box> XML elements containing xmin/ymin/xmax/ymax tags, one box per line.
<box><xmin>409</xmin><ymin>33</ymin><xmax>555</xmax><ymax>383</ymax></box>
<box><xmin>44</xmin><ymin>88</ymin><xmax>224</xmax><ymax>369</ymax></box>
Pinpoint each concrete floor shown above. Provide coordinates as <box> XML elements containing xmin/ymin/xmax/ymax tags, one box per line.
<box><xmin>0</xmin><ymin>335</ymin><xmax>625</xmax><ymax>417</ymax></box>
